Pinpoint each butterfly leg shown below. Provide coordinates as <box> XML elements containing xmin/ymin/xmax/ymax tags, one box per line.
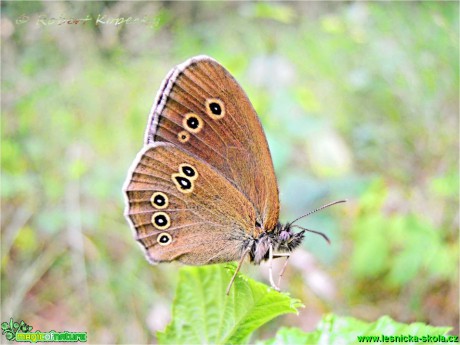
<box><xmin>268</xmin><ymin>244</ymin><xmax>281</xmax><ymax>291</ymax></box>
<box><xmin>226</xmin><ymin>246</ymin><xmax>251</xmax><ymax>295</ymax></box>
<box><xmin>277</xmin><ymin>255</ymin><xmax>290</xmax><ymax>287</ymax></box>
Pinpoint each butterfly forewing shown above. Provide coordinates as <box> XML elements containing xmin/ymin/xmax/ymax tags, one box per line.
<box><xmin>144</xmin><ymin>56</ymin><xmax>280</xmax><ymax>232</ymax></box>
<box><xmin>124</xmin><ymin>142</ymin><xmax>257</xmax><ymax>265</ymax></box>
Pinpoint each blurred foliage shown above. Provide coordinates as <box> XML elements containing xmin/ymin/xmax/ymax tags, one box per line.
<box><xmin>157</xmin><ymin>265</ymin><xmax>302</xmax><ymax>344</ymax></box>
<box><xmin>259</xmin><ymin>314</ymin><xmax>452</xmax><ymax>345</ymax></box>
<box><xmin>350</xmin><ymin>180</ymin><xmax>457</xmax><ymax>284</ymax></box>
<box><xmin>1</xmin><ymin>1</ymin><xmax>458</xmax><ymax>343</ymax></box>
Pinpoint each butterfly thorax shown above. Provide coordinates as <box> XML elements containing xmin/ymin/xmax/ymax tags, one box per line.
<box><xmin>249</xmin><ymin>222</ymin><xmax>305</xmax><ymax>265</ymax></box>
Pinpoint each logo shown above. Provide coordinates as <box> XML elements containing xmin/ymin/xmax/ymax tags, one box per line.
<box><xmin>1</xmin><ymin>318</ymin><xmax>33</xmax><ymax>341</ymax></box>
<box><xmin>1</xmin><ymin>318</ymin><xmax>87</xmax><ymax>343</ymax></box>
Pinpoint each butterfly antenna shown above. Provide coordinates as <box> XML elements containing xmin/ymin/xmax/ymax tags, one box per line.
<box><xmin>290</xmin><ymin>199</ymin><xmax>347</xmax><ymax>225</ymax></box>
<box><xmin>291</xmin><ymin>225</ymin><xmax>331</xmax><ymax>244</ymax></box>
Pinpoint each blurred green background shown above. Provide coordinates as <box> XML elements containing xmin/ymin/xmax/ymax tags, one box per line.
<box><xmin>1</xmin><ymin>1</ymin><xmax>458</xmax><ymax>343</ymax></box>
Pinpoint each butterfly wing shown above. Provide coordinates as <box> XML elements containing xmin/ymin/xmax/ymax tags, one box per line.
<box><xmin>124</xmin><ymin>142</ymin><xmax>257</xmax><ymax>265</ymax></box>
<box><xmin>144</xmin><ymin>56</ymin><xmax>279</xmax><ymax>232</ymax></box>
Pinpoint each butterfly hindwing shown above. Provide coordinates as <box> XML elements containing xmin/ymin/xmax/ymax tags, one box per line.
<box><xmin>144</xmin><ymin>56</ymin><xmax>280</xmax><ymax>232</ymax></box>
<box><xmin>124</xmin><ymin>142</ymin><xmax>257</xmax><ymax>265</ymax></box>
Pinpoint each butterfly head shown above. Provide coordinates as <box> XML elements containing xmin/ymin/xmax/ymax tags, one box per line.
<box><xmin>272</xmin><ymin>222</ymin><xmax>307</xmax><ymax>252</ymax></box>
<box><xmin>250</xmin><ymin>200</ymin><xmax>347</xmax><ymax>264</ymax></box>
<box><xmin>248</xmin><ymin>223</ymin><xmax>301</xmax><ymax>263</ymax></box>
<box><xmin>249</xmin><ymin>222</ymin><xmax>312</xmax><ymax>264</ymax></box>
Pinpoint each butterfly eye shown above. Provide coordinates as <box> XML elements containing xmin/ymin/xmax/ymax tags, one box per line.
<box><xmin>180</xmin><ymin>164</ymin><xmax>198</xmax><ymax>180</ymax></box>
<box><xmin>157</xmin><ymin>232</ymin><xmax>172</xmax><ymax>246</ymax></box>
<box><xmin>150</xmin><ymin>192</ymin><xmax>169</xmax><ymax>209</ymax></box>
<box><xmin>205</xmin><ymin>98</ymin><xmax>225</xmax><ymax>120</ymax></box>
<box><xmin>151</xmin><ymin>212</ymin><xmax>171</xmax><ymax>230</ymax></box>
<box><xmin>172</xmin><ymin>173</ymin><xmax>194</xmax><ymax>193</ymax></box>
<box><xmin>183</xmin><ymin>113</ymin><xmax>204</xmax><ymax>133</ymax></box>
<box><xmin>177</xmin><ymin>130</ymin><xmax>190</xmax><ymax>143</ymax></box>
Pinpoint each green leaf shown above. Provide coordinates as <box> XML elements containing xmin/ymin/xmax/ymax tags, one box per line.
<box><xmin>157</xmin><ymin>264</ymin><xmax>303</xmax><ymax>345</ymax></box>
<box><xmin>258</xmin><ymin>327</ymin><xmax>319</xmax><ymax>345</ymax></box>
<box><xmin>260</xmin><ymin>314</ymin><xmax>452</xmax><ymax>345</ymax></box>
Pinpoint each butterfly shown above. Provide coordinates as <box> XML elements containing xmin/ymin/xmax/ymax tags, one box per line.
<box><xmin>123</xmin><ymin>56</ymin><xmax>345</xmax><ymax>293</ymax></box>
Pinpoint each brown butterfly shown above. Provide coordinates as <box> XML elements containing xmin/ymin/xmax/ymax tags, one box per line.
<box><xmin>123</xmin><ymin>56</ymin><xmax>345</xmax><ymax>294</ymax></box>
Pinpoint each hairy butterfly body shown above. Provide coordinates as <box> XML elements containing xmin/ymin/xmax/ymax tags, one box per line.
<box><xmin>123</xmin><ymin>56</ymin><xmax>343</xmax><ymax>293</ymax></box>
